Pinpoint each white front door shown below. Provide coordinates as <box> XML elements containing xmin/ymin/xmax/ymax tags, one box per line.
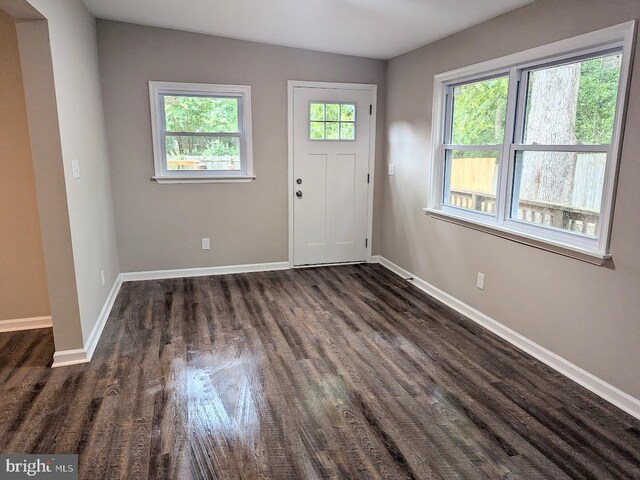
<box><xmin>292</xmin><ymin>85</ymin><xmax>374</xmax><ymax>266</ymax></box>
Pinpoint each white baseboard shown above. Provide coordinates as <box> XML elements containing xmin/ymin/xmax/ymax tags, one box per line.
<box><xmin>120</xmin><ymin>261</ymin><xmax>290</xmax><ymax>282</ymax></box>
<box><xmin>373</xmin><ymin>256</ymin><xmax>640</xmax><ymax>420</ymax></box>
<box><xmin>84</xmin><ymin>274</ymin><xmax>123</xmax><ymax>361</ymax></box>
<box><xmin>0</xmin><ymin>315</ymin><xmax>52</xmax><ymax>333</ymax></box>
<box><xmin>51</xmin><ymin>348</ymin><xmax>88</xmax><ymax>368</ymax></box>
<box><xmin>52</xmin><ymin>275</ymin><xmax>123</xmax><ymax>368</ymax></box>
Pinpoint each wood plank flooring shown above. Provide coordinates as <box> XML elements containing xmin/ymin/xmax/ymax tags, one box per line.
<box><xmin>0</xmin><ymin>264</ymin><xmax>639</xmax><ymax>479</ymax></box>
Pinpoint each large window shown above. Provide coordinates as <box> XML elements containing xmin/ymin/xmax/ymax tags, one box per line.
<box><xmin>428</xmin><ymin>23</ymin><xmax>634</xmax><ymax>263</ymax></box>
<box><xmin>149</xmin><ymin>82</ymin><xmax>253</xmax><ymax>183</ymax></box>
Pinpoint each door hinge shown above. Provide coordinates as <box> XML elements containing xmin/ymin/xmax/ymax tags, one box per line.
<box><xmin>365</xmin><ymin>238</ymin><xmax>368</xmax><ymax>248</ymax></box>
<box><xmin>369</xmin><ymin>104</ymin><xmax>373</xmax><ymax>115</ymax></box>
<box><xmin>367</xmin><ymin>173</ymin><xmax>370</xmax><ymax>184</ymax></box>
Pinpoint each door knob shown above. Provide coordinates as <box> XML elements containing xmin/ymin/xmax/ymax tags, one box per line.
<box><xmin>296</xmin><ymin>178</ymin><xmax>302</xmax><ymax>185</ymax></box>
<box><xmin>296</xmin><ymin>190</ymin><xmax>303</xmax><ymax>198</ymax></box>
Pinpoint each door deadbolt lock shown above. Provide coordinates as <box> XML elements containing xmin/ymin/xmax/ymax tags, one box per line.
<box><xmin>296</xmin><ymin>190</ymin><xmax>303</xmax><ymax>198</ymax></box>
<box><xmin>296</xmin><ymin>178</ymin><xmax>302</xmax><ymax>184</ymax></box>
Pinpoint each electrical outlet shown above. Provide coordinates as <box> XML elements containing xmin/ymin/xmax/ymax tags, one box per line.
<box><xmin>388</xmin><ymin>163</ymin><xmax>395</xmax><ymax>176</ymax></box>
<box><xmin>201</xmin><ymin>237</ymin><xmax>210</xmax><ymax>250</ymax></box>
<box><xmin>100</xmin><ymin>270</ymin><xmax>106</xmax><ymax>286</ymax></box>
<box><xmin>72</xmin><ymin>159</ymin><xmax>80</xmax><ymax>179</ymax></box>
<box><xmin>477</xmin><ymin>272</ymin><xmax>485</xmax><ymax>290</ymax></box>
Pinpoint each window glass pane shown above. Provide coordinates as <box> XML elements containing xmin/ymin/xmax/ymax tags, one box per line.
<box><xmin>511</xmin><ymin>151</ymin><xmax>605</xmax><ymax>236</ymax></box>
<box><xmin>444</xmin><ymin>150</ymin><xmax>500</xmax><ymax>214</ymax></box>
<box><xmin>310</xmin><ymin>103</ymin><xmax>325</xmax><ymax>121</ymax></box>
<box><xmin>523</xmin><ymin>52</ymin><xmax>622</xmax><ymax>145</ymax></box>
<box><xmin>164</xmin><ymin>95</ymin><xmax>239</xmax><ymax>133</ymax></box>
<box><xmin>340</xmin><ymin>104</ymin><xmax>356</xmax><ymax>121</ymax></box>
<box><xmin>310</xmin><ymin>122</ymin><xmax>325</xmax><ymax>139</ymax></box>
<box><xmin>325</xmin><ymin>103</ymin><xmax>339</xmax><ymax>121</ymax></box>
<box><xmin>326</xmin><ymin>122</ymin><xmax>339</xmax><ymax>140</ymax></box>
<box><xmin>451</xmin><ymin>76</ymin><xmax>508</xmax><ymax>145</ymax></box>
<box><xmin>340</xmin><ymin>122</ymin><xmax>355</xmax><ymax>140</ymax></box>
<box><xmin>165</xmin><ymin>135</ymin><xmax>241</xmax><ymax>171</ymax></box>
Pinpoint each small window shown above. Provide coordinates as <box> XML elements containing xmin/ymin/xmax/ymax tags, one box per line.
<box><xmin>149</xmin><ymin>82</ymin><xmax>253</xmax><ymax>183</ymax></box>
<box><xmin>428</xmin><ymin>22</ymin><xmax>634</xmax><ymax>262</ymax></box>
<box><xmin>309</xmin><ymin>102</ymin><xmax>356</xmax><ymax>140</ymax></box>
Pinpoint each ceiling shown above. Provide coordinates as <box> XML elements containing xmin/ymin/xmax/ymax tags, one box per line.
<box><xmin>82</xmin><ymin>0</ymin><xmax>533</xmax><ymax>60</ymax></box>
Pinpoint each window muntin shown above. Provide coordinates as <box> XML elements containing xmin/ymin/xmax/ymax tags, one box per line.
<box><xmin>309</xmin><ymin>102</ymin><xmax>356</xmax><ymax>140</ymax></box>
<box><xmin>149</xmin><ymin>82</ymin><xmax>253</xmax><ymax>181</ymax></box>
<box><xmin>429</xmin><ymin>27</ymin><xmax>632</xmax><ymax>259</ymax></box>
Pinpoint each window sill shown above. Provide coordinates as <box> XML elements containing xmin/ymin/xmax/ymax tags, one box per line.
<box><xmin>423</xmin><ymin>207</ymin><xmax>610</xmax><ymax>266</ymax></box>
<box><xmin>152</xmin><ymin>175</ymin><xmax>256</xmax><ymax>184</ymax></box>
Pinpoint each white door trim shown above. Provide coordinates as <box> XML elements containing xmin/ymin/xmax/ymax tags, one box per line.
<box><xmin>287</xmin><ymin>80</ymin><xmax>377</xmax><ymax>268</ymax></box>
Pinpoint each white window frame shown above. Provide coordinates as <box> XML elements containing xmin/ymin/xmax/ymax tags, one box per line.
<box><xmin>149</xmin><ymin>81</ymin><xmax>254</xmax><ymax>184</ymax></box>
<box><xmin>425</xmin><ymin>22</ymin><xmax>636</xmax><ymax>264</ymax></box>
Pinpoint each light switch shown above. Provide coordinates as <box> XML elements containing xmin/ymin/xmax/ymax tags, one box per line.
<box><xmin>202</xmin><ymin>238</ymin><xmax>210</xmax><ymax>250</ymax></box>
<box><xmin>72</xmin><ymin>159</ymin><xmax>80</xmax><ymax>179</ymax></box>
<box><xmin>388</xmin><ymin>163</ymin><xmax>395</xmax><ymax>176</ymax></box>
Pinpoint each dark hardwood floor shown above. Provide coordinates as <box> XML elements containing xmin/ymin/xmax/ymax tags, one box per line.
<box><xmin>1</xmin><ymin>264</ymin><xmax>639</xmax><ymax>479</ymax></box>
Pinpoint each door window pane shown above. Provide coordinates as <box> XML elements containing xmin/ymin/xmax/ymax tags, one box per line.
<box><xmin>310</xmin><ymin>122</ymin><xmax>325</xmax><ymax>140</ymax></box>
<box><xmin>523</xmin><ymin>52</ymin><xmax>622</xmax><ymax>145</ymax></box>
<box><xmin>511</xmin><ymin>151</ymin><xmax>605</xmax><ymax>236</ymax></box>
<box><xmin>341</xmin><ymin>104</ymin><xmax>356</xmax><ymax>121</ymax></box>
<box><xmin>326</xmin><ymin>122</ymin><xmax>339</xmax><ymax>140</ymax></box>
<box><xmin>165</xmin><ymin>135</ymin><xmax>241</xmax><ymax>171</ymax></box>
<box><xmin>340</xmin><ymin>122</ymin><xmax>355</xmax><ymax>140</ymax></box>
<box><xmin>451</xmin><ymin>76</ymin><xmax>509</xmax><ymax>145</ymax></box>
<box><xmin>163</xmin><ymin>95</ymin><xmax>239</xmax><ymax>133</ymax></box>
<box><xmin>310</xmin><ymin>103</ymin><xmax>325</xmax><ymax>121</ymax></box>
<box><xmin>325</xmin><ymin>103</ymin><xmax>340</xmax><ymax>121</ymax></box>
<box><xmin>444</xmin><ymin>150</ymin><xmax>500</xmax><ymax>214</ymax></box>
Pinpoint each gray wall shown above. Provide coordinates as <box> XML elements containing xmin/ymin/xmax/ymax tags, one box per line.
<box><xmin>96</xmin><ymin>20</ymin><xmax>386</xmax><ymax>272</ymax></box>
<box><xmin>23</xmin><ymin>0</ymin><xmax>120</xmax><ymax>348</ymax></box>
<box><xmin>383</xmin><ymin>0</ymin><xmax>640</xmax><ymax>398</ymax></box>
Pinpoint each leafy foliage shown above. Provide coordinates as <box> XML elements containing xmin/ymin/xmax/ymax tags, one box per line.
<box><xmin>310</xmin><ymin>103</ymin><xmax>325</xmax><ymax>121</ymax></box>
<box><xmin>575</xmin><ymin>54</ymin><xmax>621</xmax><ymax>144</ymax></box>
<box><xmin>164</xmin><ymin>95</ymin><xmax>238</xmax><ymax>132</ymax></box>
<box><xmin>451</xmin><ymin>76</ymin><xmax>508</xmax><ymax>150</ymax></box>
<box><xmin>165</xmin><ymin>136</ymin><xmax>239</xmax><ymax>159</ymax></box>
<box><xmin>164</xmin><ymin>95</ymin><xmax>239</xmax><ymax>158</ymax></box>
